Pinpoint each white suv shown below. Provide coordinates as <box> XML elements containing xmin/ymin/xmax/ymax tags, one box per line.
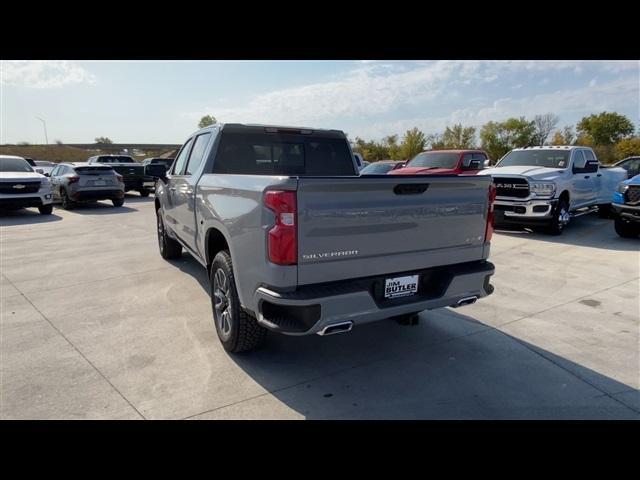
<box><xmin>0</xmin><ymin>155</ymin><xmax>54</xmax><ymax>215</ymax></box>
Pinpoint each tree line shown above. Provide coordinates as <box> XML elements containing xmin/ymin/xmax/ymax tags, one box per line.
<box><xmin>349</xmin><ymin>111</ymin><xmax>639</xmax><ymax>165</ymax></box>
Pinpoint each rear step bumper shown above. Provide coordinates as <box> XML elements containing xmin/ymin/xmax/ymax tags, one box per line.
<box><xmin>253</xmin><ymin>260</ymin><xmax>495</xmax><ymax>336</ymax></box>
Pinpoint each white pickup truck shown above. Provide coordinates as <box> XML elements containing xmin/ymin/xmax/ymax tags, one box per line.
<box><xmin>480</xmin><ymin>146</ymin><xmax>627</xmax><ymax>234</ymax></box>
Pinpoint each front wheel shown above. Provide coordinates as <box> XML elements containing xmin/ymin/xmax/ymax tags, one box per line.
<box><xmin>614</xmin><ymin>216</ymin><xmax>640</xmax><ymax>238</ymax></box>
<box><xmin>156</xmin><ymin>208</ymin><xmax>182</xmax><ymax>259</ymax></box>
<box><xmin>112</xmin><ymin>198</ymin><xmax>124</xmax><ymax>207</ymax></box>
<box><xmin>38</xmin><ymin>204</ymin><xmax>53</xmax><ymax>215</ymax></box>
<box><xmin>211</xmin><ymin>250</ymin><xmax>267</xmax><ymax>353</ymax></box>
<box><xmin>546</xmin><ymin>198</ymin><xmax>570</xmax><ymax>235</ymax></box>
<box><xmin>139</xmin><ymin>189</ymin><xmax>151</xmax><ymax>197</ymax></box>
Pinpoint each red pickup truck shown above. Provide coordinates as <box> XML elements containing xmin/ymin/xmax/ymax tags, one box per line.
<box><xmin>389</xmin><ymin>149</ymin><xmax>489</xmax><ymax>176</ymax></box>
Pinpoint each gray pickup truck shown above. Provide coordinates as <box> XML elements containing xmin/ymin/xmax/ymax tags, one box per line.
<box><xmin>149</xmin><ymin>124</ymin><xmax>496</xmax><ymax>352</ymax></box>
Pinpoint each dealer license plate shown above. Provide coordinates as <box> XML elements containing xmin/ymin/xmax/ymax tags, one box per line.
<box><xmin>384</xmin><ymin>275</ymin><xmax>419</xmax><ymax>299</ymax></box>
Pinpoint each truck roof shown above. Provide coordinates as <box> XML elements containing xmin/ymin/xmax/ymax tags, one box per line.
<box><xmin>512</xmin><ymin>145</ymin><xmax>587</xmax><ymax>151</ymax></box>
<box><xmin>196</xmin><ymin>123</ymin><xmax>346</xmax><ymax>139</ymax></box>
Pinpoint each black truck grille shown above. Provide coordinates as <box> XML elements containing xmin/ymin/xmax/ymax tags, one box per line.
<box><xmin>625</xmin><ymin>186</ymin><xmax>640</xmax><ymax>205</ymax></box>
<box><xmin>0</xmin><ymin>181</ymin><xmax>41</xmax><ymax>194</ymax></box>
<box><xmin>492</xmin><ymin>177</ymin><xmax>530</xmax><ymax>198</ymax></box>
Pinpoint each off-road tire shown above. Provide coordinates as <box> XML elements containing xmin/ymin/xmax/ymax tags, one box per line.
<box><xmin>210</xmin><ymin>250</ymin><xmax>267</xmax><ymax>353</ymax></box>
<box><xmin>38</xmin><ymin>204</ymin><xmax>53</xmax><ymax>215</ymax></box>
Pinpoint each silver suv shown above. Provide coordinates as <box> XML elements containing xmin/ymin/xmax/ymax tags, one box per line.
<box><xmin>50</xmin><ymin>162</ymin><xmax>125</xmax><ymax>209</ymax></box>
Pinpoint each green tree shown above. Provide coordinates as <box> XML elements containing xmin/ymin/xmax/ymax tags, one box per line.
<box><xmin>576</xmin><ymin>112</ymin><xmax>634</xmax><ymax>145</ymax></box>
<box><xmin>399</xmin><ymin>127</ymin><xmax>426</xmax><ymax>160</ymax></box>
<box><xmin>353</xmin><ymin>137</ymin><xmax>388</xmax><ymax>162</ymax></box>
<box><xmin>614</xmin><ymin>137</ymin><xmax>640</xmax><ymax>160</ymax></box>
<box><xmin>384</xmin><ymin>134</ymin><xmax>402</xmax><ymax>160</ymax></box>
<box><xmin>95</xmin><ymin>137</ymin><xmax>113</xmax><ymax>144</ymax></box>
<box><xmin>480</xmin><ymin>117</ymin><xmax>536</xmax><ymax>161</ymax></box>
<box><xmin>532</xmin><ymin>113</ymin><xmax>559</xmax><ymax>146</ymax></box>
<box><xmin>426</xmin><ymin>133</ymin><xmax>445</xmax><ymax>150</ymax></box>
<box><xmin>441</xmin><ymin>124</ymin><xmax>477</xmax><ymax>149</ymax></box>
<box><xmin>198</xmin><ymin>115</ymin><xmax>217</xmax><ymax>129</ymax></box>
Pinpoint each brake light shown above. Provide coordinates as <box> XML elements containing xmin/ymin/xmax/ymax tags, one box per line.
<box><xmin>485</xmin><ymin>183</ymin><xmax>496</xmax><ymax>242</ymax></box>
<box><xmin>115</xmin><ymin>173</ymin><xmax>123</xmax><ymax>182</ymax></box>
<box><xmin>264</xmin><ymin>190</ymin><xmax>297</xmax><ymax>265</ymax></box>
<box><xmin>67</xmin><ymin>175</ymin><xmax>80</xmax><ymax>184</ymax></box>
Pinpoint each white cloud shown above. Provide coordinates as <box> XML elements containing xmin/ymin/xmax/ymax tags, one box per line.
<box><xmin>183</xmin><ymin>61</ymin><xmax>482</xmax><ymax>126</ymax></box>
<box><xmin>1</xmin><ymin>61</ymin><xmax>96</xmax><ymax>88</ymax></box>
<box><xmin>350</xmin><ymin>77</ymin><xmax>639</xmax><ymax>140</ymax></box>
<box><xmin>180</xmin><ymin>60</ymin><xmax>639</xmax><ymax>139</ymax></box>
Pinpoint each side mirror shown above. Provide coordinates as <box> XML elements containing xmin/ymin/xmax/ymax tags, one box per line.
<box><xmin>44</xmin><ymin>172</ymin><xmax>51</xmax><ymax>177</ymax></box>
<box><xmin>484</xmin><ymin>159</ymin><xmax>491</xmax><ymax>168</ymax></box>
<box><xmin>145</xmin><ymin>163</ymin><xmax>167</xmax><ymax>180</ymax></box>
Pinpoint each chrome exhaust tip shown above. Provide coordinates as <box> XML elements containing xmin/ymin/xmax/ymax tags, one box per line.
<box><xmin>317</xmin><ymin>321</ymin><xmax>354</xmax><ymax>336</ymax></box>
<box><xmin>452</xmin><ymin>296</ymin><xmax>478</xmax><ymax>308</ymax></box>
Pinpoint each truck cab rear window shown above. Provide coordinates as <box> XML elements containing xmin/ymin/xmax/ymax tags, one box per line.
<box><xmin>212</xmin><ymin>133</ymin><xmax>355</xmax><ymax>176</ymax></box>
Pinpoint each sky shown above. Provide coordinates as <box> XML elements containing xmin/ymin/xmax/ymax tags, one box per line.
<box><xmin>1</xmin><ymin>60</ymin><xmax>638</xmax><ymax>145</ymax></box>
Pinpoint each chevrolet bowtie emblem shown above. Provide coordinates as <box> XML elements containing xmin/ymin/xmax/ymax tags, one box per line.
<box><xmin>13</xmin><ymin>184</ymin><xmax>26</xmax><ymax>189</ymax></box>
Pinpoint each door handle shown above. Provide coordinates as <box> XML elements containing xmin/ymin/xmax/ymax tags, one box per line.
<box><xmin>596</xmin><ymin>174</ymin><xmax>602</xmax><ymax>177</ymax></box>
<box><xmin>584</xmin><ymin>175</ymin><xmax>590</xmax><ymax>179</ymax></box>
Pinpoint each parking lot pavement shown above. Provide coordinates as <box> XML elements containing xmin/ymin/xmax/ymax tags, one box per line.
<box><xmin>1</xmin><ymin>196</ymin><xmax>638</xmax><ymax>419</ymax></box>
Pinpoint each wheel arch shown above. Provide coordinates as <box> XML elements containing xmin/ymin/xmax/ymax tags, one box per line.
<box><xmin>205</xmin><ymin>226</ymin><xmax>231</xmax><ymax>271</ymax></box>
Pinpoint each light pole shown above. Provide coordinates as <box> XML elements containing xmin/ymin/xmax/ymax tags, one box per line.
<box><xmin>36</xmin><ymin>117</ymin><xmax>49</xmax><ymax>145</ymax></box>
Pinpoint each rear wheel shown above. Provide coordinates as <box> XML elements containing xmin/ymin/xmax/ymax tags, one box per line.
<box><xmin>546</xmin><ymin>198</ymin><xmax>570</xmax><ymax>235</ymax></box>
<box><xmin>156</xmin><ymin>208</ymin><xmax>182</xmax><ymax>259</ymax></box>
<box><xmin>139</xmin><ymin>189</ymin><xmax>150</xmax><ymax>197</ymax></box>
<box><xmin>61</xmin><ymin>189</ymin><xmax>75</xmax><ymax>210</ymax></box>
<box><xmin>597</xmin><ymin>204</ymin><xmax>612</xmax><ymax>219</ymax></box>
<box><xmin>211</xmin><ymin>250</ymin><xmax>267</xmax><ymax>353</ymax></box>
<box><xmin>112</xmin><ymin>198</ymin><xmax>124</xmax><ymax>207</ymax></box>
<box><xmin>614</xmin><ymin>216</ymin><xmax>640</xmax><ymax>238</ymax></box>
<box><xmin>38</xmin><ymin>204</ymin><xmax>53</xmax><ymax>215</ymax></box>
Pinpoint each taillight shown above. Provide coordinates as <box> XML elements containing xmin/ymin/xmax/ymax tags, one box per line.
<box><xmin>115</xmin><ymin>173</ymin><xmax>123</xmax><ymax>182</ymax></box>
<box><xmin>485</xmin><ymin>183</ymin><xmax>496</xmax><ymax>242</ymax></box>
<box><xmin>67</xmin><ymin>175</ymin><xmax>80</xmax><ymax>184</ymax></box>
<box><xmin>264</xmin><ymin>190</ymin><xmax>297</xmax><ymax>265</ymax></box>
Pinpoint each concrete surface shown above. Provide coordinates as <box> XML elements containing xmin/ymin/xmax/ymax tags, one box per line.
<box><xmin>1</xmin><ymin>195</ymin><xmax>638</xmax><ymax>419</ymax></box>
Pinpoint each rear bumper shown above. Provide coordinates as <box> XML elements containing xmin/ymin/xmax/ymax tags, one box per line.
<box><xmin>70</xmin><ymin>189</ymin><xmax>124</xmax><ymax>201</ymax></box>
<box><xmin>613</xmin><ymin>203</ymin><xmax>640</xmax><ymax>223</ymax></box>
<box><xmin>124</xmin><ymin>177</ymin><xmax>155</xmax><ymax>191</ymax></box>
<box><xmin>253</xmin><ymin>260</ymin><xmax>495</xmax><ymax>336</ymax></box>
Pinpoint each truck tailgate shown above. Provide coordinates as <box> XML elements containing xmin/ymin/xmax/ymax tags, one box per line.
<box><xmin>296</xmin><ymin>176</ymin><xmax>491</xmax><ymax>285</ymax></box>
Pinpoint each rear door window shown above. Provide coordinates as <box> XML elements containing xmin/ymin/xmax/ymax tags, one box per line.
<box><xmin>185</xmin><ymin>133</ymin><xmax>211</xmax><ymax>176</ymax></box>
<box><xmin>172</xmin><ymin>138</ymin><xmax>194</xmax><ymax>175</ymax></box>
